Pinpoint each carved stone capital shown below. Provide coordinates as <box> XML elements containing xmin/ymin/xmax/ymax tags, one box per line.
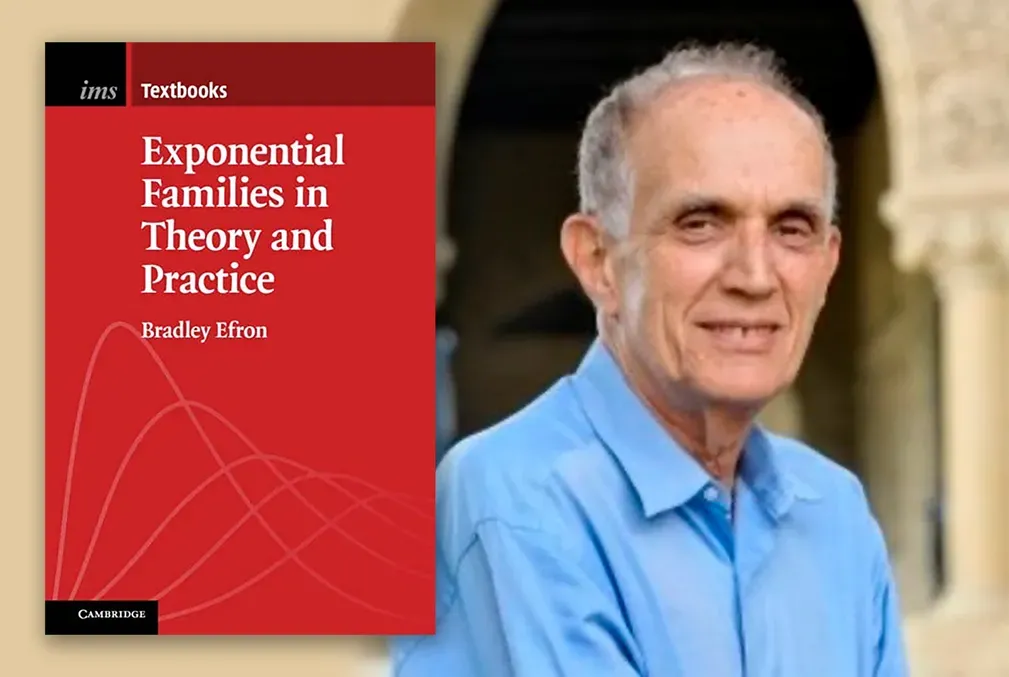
<box><xmin>897</xmin><ymin>0</ymin><xmax>1009</xmax><ymax>174</ymax></box>
<box><xmin>880</xmin><ymin>189</ymin><xmax>1009</xmax><ymax>298</ymax></box>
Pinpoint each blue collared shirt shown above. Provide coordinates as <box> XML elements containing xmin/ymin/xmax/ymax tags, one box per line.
<box><xmin>392</xmin><ymin>341</ymin><xmax>908</xmax><ymax>676</ymax></box>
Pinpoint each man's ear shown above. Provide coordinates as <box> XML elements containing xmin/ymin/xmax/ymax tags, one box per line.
<box><xmin>820</xmin><ymin>223</ymin><xmax>842</xmax><ymax>309</ymax></box>
<box><xmin>560</xmin><ymin>213</ymin><xmax>620</xmax><ymax>316</ymax></box>
<box><xmin>826</xmin><ymin>223</ymin><xmax>842</xmax><ymax>278</ymax></box>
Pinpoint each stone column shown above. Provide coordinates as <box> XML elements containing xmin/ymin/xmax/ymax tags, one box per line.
<box><xmin>883</xmin><ymin>195</ymin><xmax>1009</xmax><ymax>675</ymax></box>
<box><xmin>885</xmin><ymin>198</ymin><xmax>1009</xmax><ymax>610</ymax></box>
<box><xmin>933</xmin><ymin>246</ymin><xmax>1009</xmax><ymax>609</ymax></box>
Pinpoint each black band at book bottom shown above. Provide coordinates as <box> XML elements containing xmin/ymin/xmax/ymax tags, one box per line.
<box><xmin>46</xmin><ymin>600</ymin><xmax>159</xmax><ymax>635</ymax></box>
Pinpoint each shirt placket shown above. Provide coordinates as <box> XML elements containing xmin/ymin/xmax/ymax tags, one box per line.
<box><xmin>699</xmin><ymin>482</ymin><xmax>748</xmax><ymax>676</ymax></box>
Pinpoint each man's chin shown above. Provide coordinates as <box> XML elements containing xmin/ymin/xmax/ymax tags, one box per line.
<box><xmin>691</xmin><ymin>378</ymin><xmax>786</xmax><ymax>411</ymax></box>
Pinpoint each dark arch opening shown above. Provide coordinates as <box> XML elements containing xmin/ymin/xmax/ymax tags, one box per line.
<box><xmin>458</xmin><ymin>0</ymin><xmax>877</xmax><ymax>135</ymax></box>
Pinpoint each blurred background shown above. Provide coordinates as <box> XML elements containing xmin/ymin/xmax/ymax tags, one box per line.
<box><xmin>365</xmin><ymin>0</ymin><xmax>1005</xmax><ymax>674</ymax></box>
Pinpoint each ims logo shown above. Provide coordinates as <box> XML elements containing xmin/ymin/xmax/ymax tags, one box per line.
<box><xmin>80</xmin><ymin>80</ymin><xmax>118</xmax><ymax>101</ymax></box>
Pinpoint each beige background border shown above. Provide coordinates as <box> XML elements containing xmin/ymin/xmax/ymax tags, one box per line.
<box><xmin>1</xmin><ymin>1</ymin><xmax>416</xmax><ymax>674</ymax></box>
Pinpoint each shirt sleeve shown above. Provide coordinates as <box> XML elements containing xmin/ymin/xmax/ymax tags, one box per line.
<box><xmin>868</xmin><ymin>516</ymin><xmax>911</xmax><ymax>677</ymax></box>
<box><xmin>454</xmin><ymin>518</ymin><xmax>644</xmax><ymax>677</ymax></box>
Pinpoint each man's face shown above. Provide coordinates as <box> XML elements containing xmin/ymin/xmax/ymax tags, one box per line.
<box><xmin>609</xmin><ymin>78</ymin><xmax>839</xmax><ymax>406</ymax></box>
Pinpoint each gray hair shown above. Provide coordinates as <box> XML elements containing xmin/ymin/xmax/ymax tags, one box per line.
<box><xmin>576</xmin><ymin>42</ymin><xmax>837</xmax><ymax>235</ymax></box>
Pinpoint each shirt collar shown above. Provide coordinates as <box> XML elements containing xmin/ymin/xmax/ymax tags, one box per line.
<box><xmin>739</xmin><ymin>423</ymin><xmax>821</xmax><ymax>520</ymax></box>
<box><xmin>570</xmin><ymin>339</ymin><xmax>820</xmax><ymax>520</ymax></box>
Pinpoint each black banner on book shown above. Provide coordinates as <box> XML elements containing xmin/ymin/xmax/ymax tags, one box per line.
<box><xmin>46</xmin><ymin>600</ymin><xmax>158</xmax><ymax>635</ymax></box>
<box><xmin>45</xmin><ymin>42</ymin><xmax>127</xmax><ymax>107</ymax></box>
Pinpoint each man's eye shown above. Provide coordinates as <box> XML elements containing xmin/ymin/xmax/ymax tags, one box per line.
<box><xmin>679</xmin><ymin>219</ymin><xmax>715</xmax><ymax>232</ymax></box>
<box><xmin>775</xmin><ymin>220</ymin><xmax>814</xmax><ymax>240</ymax></box>
<box><xmin>670</xmin><ymin>218</ymin><xmax>722</xmax><ymax>243</ymax></box>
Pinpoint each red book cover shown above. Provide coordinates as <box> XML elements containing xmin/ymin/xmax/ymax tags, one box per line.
<box><xmin>44</xmin><ymin>42</ymin><xmax>436</xmax><ymax>635</ymax></box>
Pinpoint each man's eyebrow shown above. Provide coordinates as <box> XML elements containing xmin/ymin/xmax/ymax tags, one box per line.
<box><xmin>668</xmin><ymin>195</ymin><xmax>737</xmax><ymax>221</ymax></box>
<box><xmin>773</xmin><ymin>200</ymin><xmax>828</xmax><ymax>224</ymax></box>
<box><xmin>667</xmin><ymin>196</ymin><xmax>828</xmax><ymax>223</ymax></box>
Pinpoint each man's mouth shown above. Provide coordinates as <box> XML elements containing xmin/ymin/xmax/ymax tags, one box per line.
<box><xmin>695</xmin><ymin>321</ymin><xmax>783</xmax><ymax>350</ymax></box>
<box><xmin>696</xmin><ymin>322</ymin><xmax>781</xmax><ymax>336</ymax></box>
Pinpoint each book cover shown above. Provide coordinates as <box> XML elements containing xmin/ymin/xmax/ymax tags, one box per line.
<box><xmin>44</xmin><ymin>41</ymin><xmax>436</xmax><ymax>635</ymax></box>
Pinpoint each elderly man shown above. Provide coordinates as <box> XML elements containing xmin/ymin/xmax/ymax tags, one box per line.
<box><xmin>392</xmin><ymin>43</ymin><xmax>908</xmax><ymax>676</ymax></box>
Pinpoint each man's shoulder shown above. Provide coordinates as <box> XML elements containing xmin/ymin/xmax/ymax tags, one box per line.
<box><xmin>435</xmin><ymin>378</ymin><xmax>600</xmax><ymax>545</ymax></box>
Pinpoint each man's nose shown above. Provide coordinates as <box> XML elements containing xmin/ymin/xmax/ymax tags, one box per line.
<box><xmin>722</xmin><ymin>226</ymin><xmax>777</xmax><ymax>298</ymax></box>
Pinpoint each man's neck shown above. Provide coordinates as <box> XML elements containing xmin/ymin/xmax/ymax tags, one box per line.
<box><xmin>603</xmin><ymin>334</ymin><xmax>756</xmax><ymax>488</ymax></box>
<box><xmin>660</xmin><ymin>406</ymin><xmax>752</xmax><ymax>488</ymax></box>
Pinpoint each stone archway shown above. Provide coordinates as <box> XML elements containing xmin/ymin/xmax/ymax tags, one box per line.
<box><xmin>392</xmin><ymin>0</ymin><xmax>1009</xmax><ymax>672</ymax></box>
<box><xmin>390</xmin><ymin>0</ymin><xmax>918</xmax><ymax>291</ymax></box>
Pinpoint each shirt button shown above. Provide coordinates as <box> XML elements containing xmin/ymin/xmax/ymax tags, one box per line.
<box><xmin>703</xmin><ymin>486</ymin><xmax>719</xmax><ymax>502</ymax></box>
